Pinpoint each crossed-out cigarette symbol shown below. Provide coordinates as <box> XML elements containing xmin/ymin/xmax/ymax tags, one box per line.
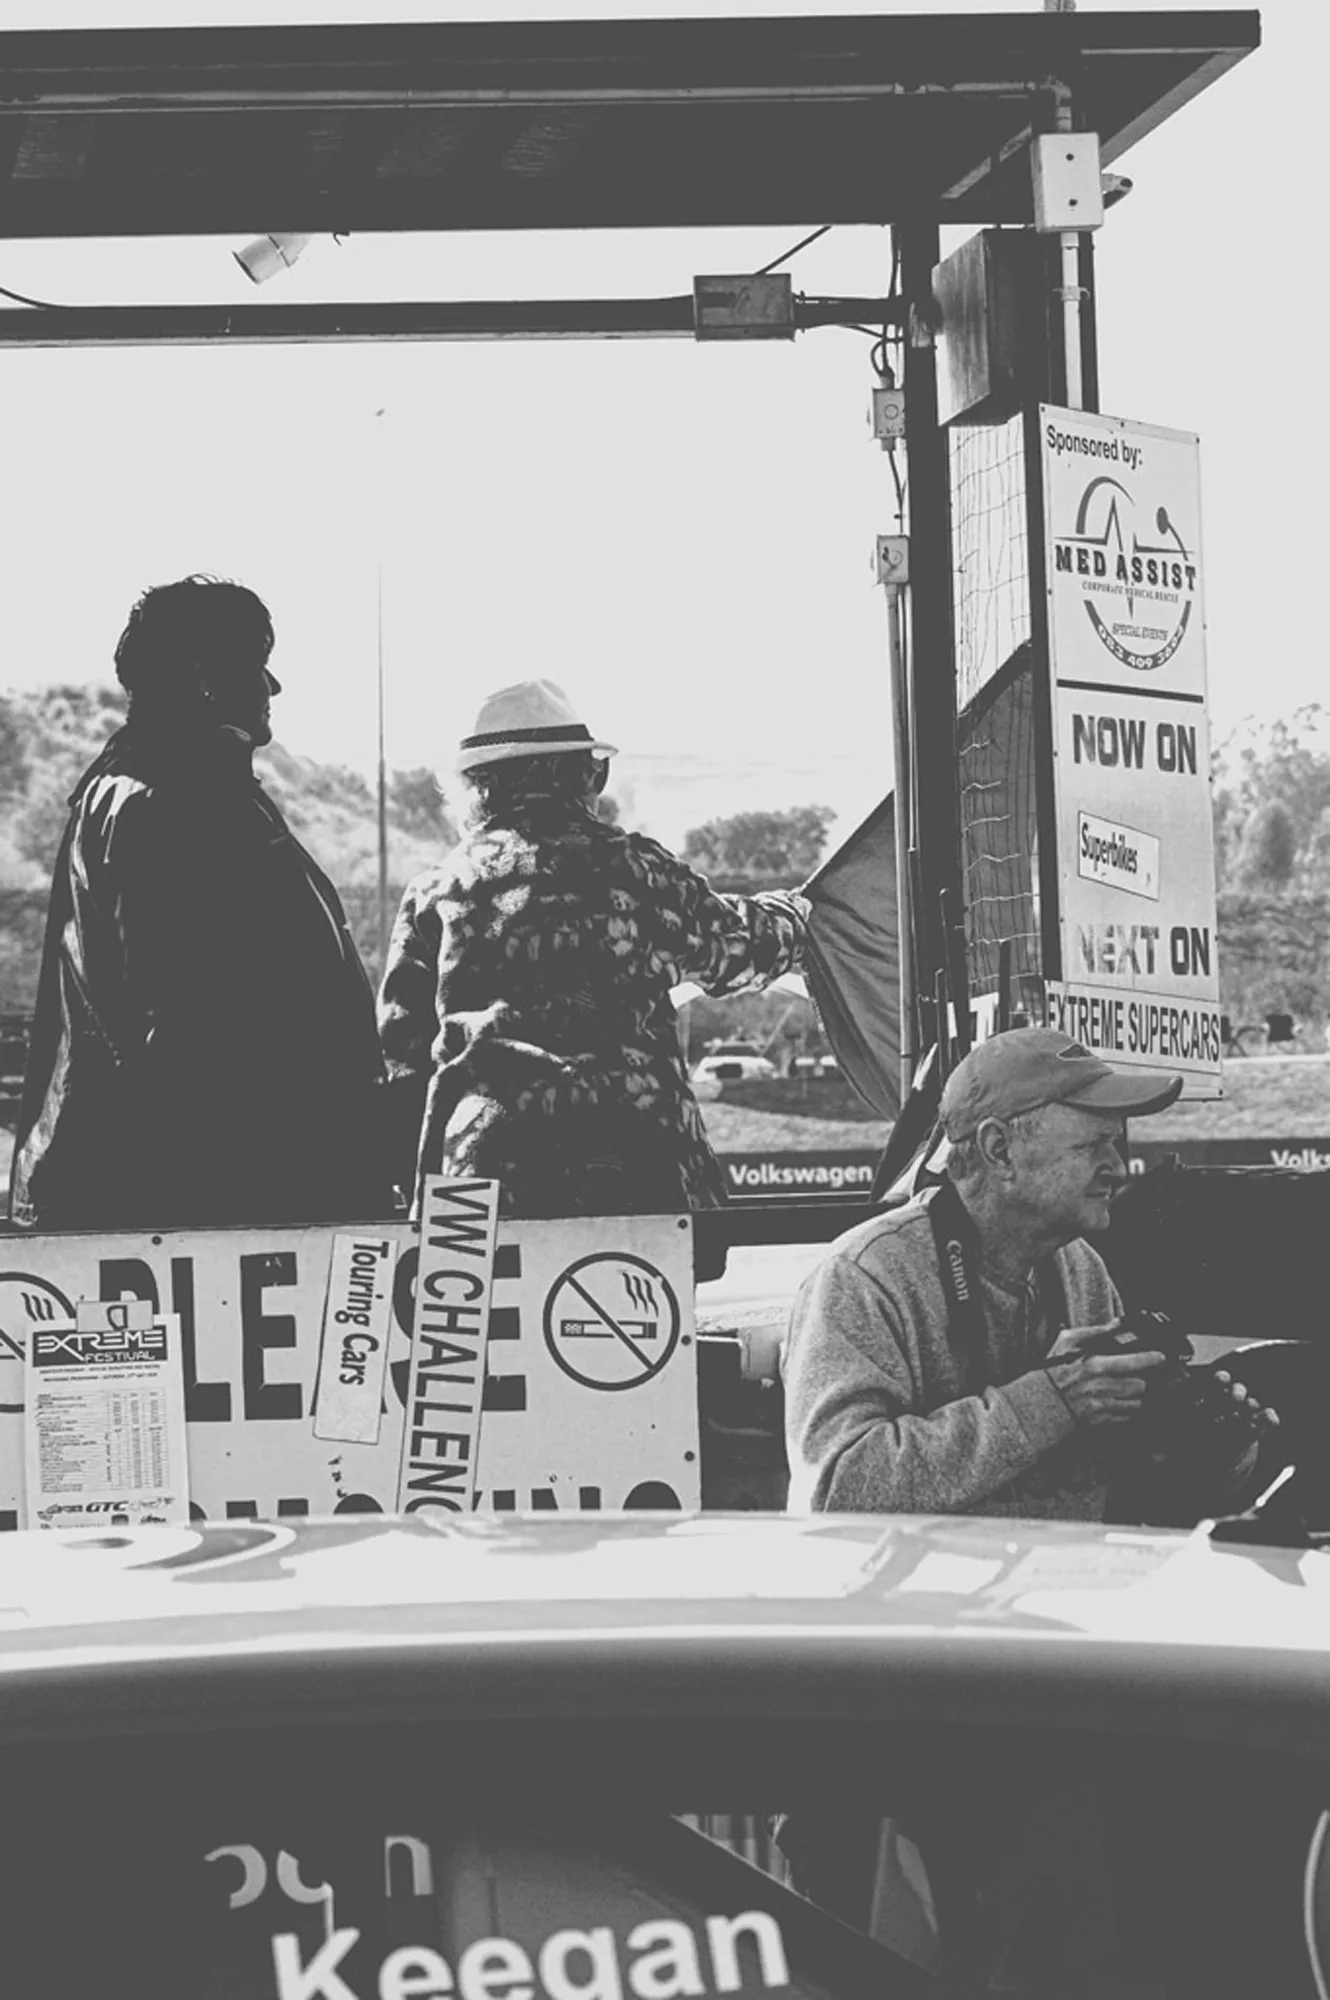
<box><xmin>543</xmin><ymin>1254</ymin><xmax>681</xmax><ymax>1391</ymax></box>
<box><xmin>561</xmin><ymin>1268</ymin><xmax>661</xmax><ymax>1340</ymax></box>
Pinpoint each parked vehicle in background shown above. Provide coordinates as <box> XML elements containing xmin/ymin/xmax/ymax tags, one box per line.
<box><xmin>790</xmin><ymin>1055</ymin><xmax>842</xmax><ymax>1080</ymax></box>
<box><xmin>692</xmin><ymin>1043</ymin><xmax>779</xmax><ymax>1083</ymax></box>
<box><xmin>1</xmin><ymin>1509</ymin><xmax>1329</xmax><ymax>1998</ymax></box>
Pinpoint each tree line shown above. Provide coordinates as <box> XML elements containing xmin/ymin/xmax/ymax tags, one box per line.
<box><xmin>9</xmin><ymin>681</ymin><xmax>1321</xmax><ymax>1048</ymax></box>
<box><xmin>1211</xmin><ymin>704</ymin><xmax>1330</xmax><ymax>1034</ymax></box>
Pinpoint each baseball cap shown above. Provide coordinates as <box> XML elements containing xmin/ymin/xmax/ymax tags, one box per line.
<box><xmin>940</xmin><ymin>1027</ymin><xmax>1183</xmax><ymax>1140</ymax></box>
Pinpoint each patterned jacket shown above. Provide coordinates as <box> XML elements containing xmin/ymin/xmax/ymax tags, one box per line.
<box><xmin>378</xmin><ymin>794</ymin><xmax>808</xmax><ymax>1216</ymax></box>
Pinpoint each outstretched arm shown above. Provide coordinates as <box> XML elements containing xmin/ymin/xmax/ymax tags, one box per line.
<box><xmin>635</xmin><ymin>837</ymin><xmax>809</xmax><ymax>997</ymax></box>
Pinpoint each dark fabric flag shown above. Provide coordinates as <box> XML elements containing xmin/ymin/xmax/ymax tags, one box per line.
<box><xmin>800</xmin><ymin>794</ymin><xmax>901</xmax><ymax>1121</ymax></box>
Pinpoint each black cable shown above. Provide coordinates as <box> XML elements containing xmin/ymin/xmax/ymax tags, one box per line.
<box><xmin>888</xmin><ymin>446</ymin><xmax>906</xmax><ymax>525</ymax></box>
<box><xmin>871</xmin><ymin>333</ymin><xmax>902</xmax><ymax>383</ymax></box>
<box><xmin>0</xmin><ymin>281</ymin><xmax>64</xmax><ymax>309</ymax></box>
<box><xmin>885</xmin><ymin>229</ymin><xmax>906</xmax><ymax>525</ymax></box>
<box><xmin>755</xmin><ymin>224</ymin><xmax>831</xmax><ymax>276</ymax></box>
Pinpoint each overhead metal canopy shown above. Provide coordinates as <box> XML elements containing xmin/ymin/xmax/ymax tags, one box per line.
<box><xmin>0</xmin><ymin>11</ymin><xmax>1259</xmax><ymax>240</ymax></box>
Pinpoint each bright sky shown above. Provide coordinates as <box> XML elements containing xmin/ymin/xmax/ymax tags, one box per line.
<box><xmin>0</xmin><ymin>0</ymin><xmax>1319</xmax><ymax>842</ymax></box>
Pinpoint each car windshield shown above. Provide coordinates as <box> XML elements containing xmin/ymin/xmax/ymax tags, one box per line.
<box><xmin>3</xmin><ymin>1717</ymin><xmax>1327</xmax><ymax>1999</ymax></box>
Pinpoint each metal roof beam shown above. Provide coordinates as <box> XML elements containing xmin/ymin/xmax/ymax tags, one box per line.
<box><xmin>0</xmin><ymin>291</ymin><xmax>901</xmax><ymax>348</ymax></box>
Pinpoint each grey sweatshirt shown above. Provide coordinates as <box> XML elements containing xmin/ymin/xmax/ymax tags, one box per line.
<box><xmin>782</xmin><ymin>1194</ymin><xmax>1122</xmax><ymax>1518</ymax></box>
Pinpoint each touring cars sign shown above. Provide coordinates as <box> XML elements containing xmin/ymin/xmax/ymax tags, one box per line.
<box><xmin>1041</xmin><ymin>408</ymin><xmax>1220</xmax><ymax>1090</ymax></box>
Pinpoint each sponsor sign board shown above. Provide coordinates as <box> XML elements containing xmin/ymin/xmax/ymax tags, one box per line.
<box><xmin>721</xmin><ymin>1151</ymin><xmax>877</xmax><ymax>1197</ymax></box>
<box><xmin>1045</xmin><ymin>980</ymin><xmax>1222</xmax><ymax>1070</ymax></box>
<box><xmin>0</xmin><ymin>1211</ymin><xmax>699</xmax><ymax>1531</ymax></box>
<box><xmin>1129</xmin><ymin>1138</ymin><xmax>1330</xmax><ymax>1176</ymax></box>
<box><xmin>1040</xmin><ymin>406</ymin><xmax>1220</xmax><ymax>1092</ymax></box>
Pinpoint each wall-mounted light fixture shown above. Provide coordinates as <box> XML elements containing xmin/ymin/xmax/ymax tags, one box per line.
<box><xmin>233</xmin><ymin>233</ymin><xmax>314</xmax><ymax>285</ymax></box>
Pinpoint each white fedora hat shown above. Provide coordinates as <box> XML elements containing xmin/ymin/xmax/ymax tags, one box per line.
<box><xmin>456</xmin><ymin>679</ymin><xmax>618</xmax><ymax>772</ymax></box>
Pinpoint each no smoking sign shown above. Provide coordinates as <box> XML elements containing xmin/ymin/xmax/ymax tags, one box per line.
<box><xmin>542</xmin><ymin>1253</ymin><xmax>682</xmax><ymax>1392</ymax></box>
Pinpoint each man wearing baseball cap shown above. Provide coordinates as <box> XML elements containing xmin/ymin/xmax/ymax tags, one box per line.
<box><xmin>783</xmin><ymin>1027</ymin><xmax>1264</xmax><ymax>1522</ymax></box>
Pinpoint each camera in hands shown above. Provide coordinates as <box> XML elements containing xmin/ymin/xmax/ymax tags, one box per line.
<box><xmin>1083</xmin><ymin>1309</ymin><xmax>1280</xmax><ymax>1447</ymax></box>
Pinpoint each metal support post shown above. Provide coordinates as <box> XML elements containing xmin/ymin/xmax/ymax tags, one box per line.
<box><xmin>1053</xmin><ymin>96</ymin><xmax>1087</xmax><ymax>410</ymax></box>
<box><xmin>897</xmin><ymin>223</ymin><xmax>964</xmax><ymax>1035</ymax></box>
<box><xmin>1058</xmin><ymin>231</ymin><xmax>1085</xmax><ymax>409</ymax></box>
<box><xmin>883</xmin><ymin>574</ymin><xmax>917</xmax><ymax>1102</ymax></box>
<box><xmin>376</xmin><ymin>563</ymin><xmax>390</xmax><ymax>972</ymax></box>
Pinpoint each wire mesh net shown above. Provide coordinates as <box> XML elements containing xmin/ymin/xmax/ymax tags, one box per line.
<box><xmin>958</xmin><ymin>656</ymin><xmax>1043</xmax><ymax>1004</ymax></box>
<box><xmin>950</xmin><ymin>415</ymin><xmax>1042</xmax><ymax>1003</ymax></box>
<box><xmin>951</xmin><ymin>414</ymin><xmax>1031</xmax><ymax>713</ymax></box>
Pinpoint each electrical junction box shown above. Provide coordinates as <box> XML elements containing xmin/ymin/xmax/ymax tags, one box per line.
<box><xmin>870</xmin><ymin>383</ymin><xmax>907</xmax><ymax>444</ymax></box>
<box><xmin>693</xmin><ymin>273</ymin><xmax>795</xmax><ymax>339</ymax></box>
<box><xmin>1031</xmin><ymin>132</ymin><xmax>1104</xmax><ymax>232</ymax></box>
<box><xmin>875</xmin><ymin>535</ymin><xmax>910</xmax><ymax>586</ymax></box>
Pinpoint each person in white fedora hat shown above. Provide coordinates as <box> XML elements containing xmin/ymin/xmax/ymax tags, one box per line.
<box><xmin>378</xmin><ymin>678</ymin><xmax>809</xmax><ymax>1229</ymax></box>
<box><xmin>451</xmin><ymin>676</ymin><xmax>619</xmax><ymax>771</ymax></box>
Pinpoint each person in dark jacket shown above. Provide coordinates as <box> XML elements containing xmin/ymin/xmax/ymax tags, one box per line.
<box><xmin>9</xmin><ymin>574</ymin><xmax>390</xmax><ymax>1231</ymax></box>
<box><xmin>378</xmin><ymin>678</ymin><xmax>809</xmax><ymax>1219</ymax></box>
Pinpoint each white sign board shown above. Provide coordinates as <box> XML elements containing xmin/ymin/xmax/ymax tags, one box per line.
<box><xmin>1040</xmin><ymin>406</ymin><xmax>1220</xmax><ymax>1090</ymax></box>
<box><xmin>0</xmin><ymin>1214</ymin><xmax>699</xmax><ymax>1530</ymax></box>
<box><xmin>313</xmin><ymin>1233</ymin><xmax>396</xmax><ymax>1446</ymax></box>
<box><xmin>23</xmin><ymin>1302</ymin><xmax>190</xmax><ymax>1530</ymax></box>
<box><xmin>398</xmin><ymin>1178</ymin><xmax>500</xmax><ymax>1514</ymax></box>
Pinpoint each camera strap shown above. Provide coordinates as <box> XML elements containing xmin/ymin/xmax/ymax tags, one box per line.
<box><xmin>924</xmin><ymin>1179</ymin><xmax>1067</xmax><ymax>1392</ymax></box>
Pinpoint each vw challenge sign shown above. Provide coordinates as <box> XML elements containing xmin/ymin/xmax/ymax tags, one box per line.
<box><xmin>1041</xmin><ymin>408</ymin><xmax>1220</xmax><ymax>1089</ymax></box>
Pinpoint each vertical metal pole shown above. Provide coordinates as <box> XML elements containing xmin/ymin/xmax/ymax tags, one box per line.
<box><xmin>940</xmin><ymin>885</ymin><xmax>972</xmax><ymax>1058</ymax></box>
<box><xmin>1078</xmin><ymin>230</ymin><xmax>1101</xmax><ymax>413</ymax></box>
<box><xmin>898</xmin><ymin>221</ymin><xmax>963</xmax><ymax>1035</ymax></box>
<box><xmin>1053</xmin><ymin>95</ymin><xmax>1086</xmax><ymax>411</ymax></box>
<box><xmin>373</xmin><ymin>404</ymin><xmax>390</xmax><ymax>976</ymax></box>
<box><xmin>376</xmin><ymin>562</ymin><xmax>389</xmax><ymax>972</ymax></box>
<box><xmin>886</xmin><ymin>582</ymin><xmax>917</xmax><ymax>1101</ymax></box>
<box><xmin>997</xmin><ymin>939</ymin><xmax>1013</xmax><ymax>1032</ymax></box>
<box><xmin>1023</xmin><ymin>405</ymin><xmax>1063</xmax><ymax>983</ymax></box>
<box><xmin>1059</xmin><ymin>235</ymin><xmax>1084</xmax><ymax>410</ymax></box>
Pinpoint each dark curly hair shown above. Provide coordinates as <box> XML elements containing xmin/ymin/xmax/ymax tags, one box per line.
<box><xmin>114</xmin><ymin>574</ymin><xmax>274</xmax><ymax>711</ymax></box>
<box><xmin>464</xmin><ymin>749</ymin><xmax>608</xmax><ymax>821</ymax></box>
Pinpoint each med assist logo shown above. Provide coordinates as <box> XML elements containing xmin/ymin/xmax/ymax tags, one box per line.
<box><xmin>1053</xmin><ymin>471</ymin><xmax>1198</xmax><ymax>673</ymax></box>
